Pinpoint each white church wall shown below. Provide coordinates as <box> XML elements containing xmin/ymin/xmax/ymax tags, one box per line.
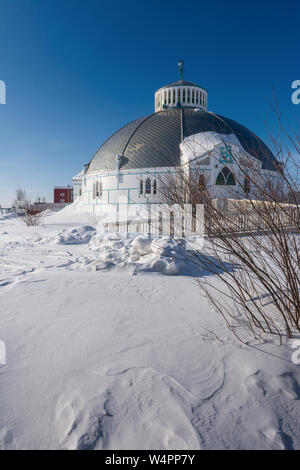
<box><xmin>72</xmin><ymin>181</ymin><xmax>81</xmax><ymax>199</ymax></box>
<box><xmin>81</xmin><ymin>166</ymin><xmax>176</xmax><ymax>215</ymax></box>
<box><xmin>187</xmin><ymin>140</ymin><xmax>281</xmax><ymax>201</ymax></box>
<box><xmin>80</xmin><ymin>148</ymin><xmax>281</xmax><ymax>217</ymax></box>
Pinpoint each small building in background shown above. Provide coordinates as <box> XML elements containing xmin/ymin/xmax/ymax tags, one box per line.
<box><xmin>54</xmin><ymin>186</ymin><xmax>73</xmax><ymax>204</ymax></box>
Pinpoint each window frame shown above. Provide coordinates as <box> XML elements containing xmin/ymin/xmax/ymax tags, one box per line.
<box><xmin>216</xmin><ymin>167</ymin><xmax>236</xmax><ymax>186</ymax></box>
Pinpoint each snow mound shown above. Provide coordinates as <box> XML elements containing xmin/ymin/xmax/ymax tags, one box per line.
<box><xmin>39</xmin><ymin>226</ymin><xmax>96</xmax><ymax>245</ymax></box>
<box><xmin>86</xmin><ymin>235</ymin><xmax>192</xmax><ymax>275</ymax></box>
<box><xmin>151</xmin><ymin>238</ymin><xmax>187</xmax><ymax>259</ymax></box>
<box><xmin>0</xmin><ymin>210</ymin><xmax>16</xmax><ymax>221</ymax></box>
<box><xmin>55</xmin><ymin>226</ymin><xmax>96</xmax><ymax>245</ymax></box>
<box><xmin>42</xmin><ymin>199</ymin><xmax>100</xmax><ymax>226</ymax></box>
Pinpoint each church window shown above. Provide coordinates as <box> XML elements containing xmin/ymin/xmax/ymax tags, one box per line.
<box><xmin>145</xmin><ymin>177</ymin><xmax>151</xmax><ymax>194</ymax></box>
<box><xmin>244</xmin><ymin>175</ymin><xmax>251</xmax><ymax>193</ymax></box>
<box><xmin>153</xmin><ymin>179</ymin><xmax>157</xmax><ymax>195</ymax></box>
<box><xmin>199</xmin><ymin>174</ymin><xmax>206</xmax><ymax>191</ymax></box>
<box><xmin>216</xmin><ymin>167</ymin><xmax>236</xmax><ymax>186</ymax></box>
<box><xmin>159</xmin><ymin>212</ymin><xmax>162</xmax><ymax>236</ymax></box>
<box><xmin>170</xmin><ymin>212</ymin><xmax>174</xmax><ymax>238</ymax></box>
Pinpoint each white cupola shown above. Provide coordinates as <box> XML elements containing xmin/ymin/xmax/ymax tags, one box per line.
<box><xmin>154</xmin><ymin>60</ymin><xmax>208</xmax><ymax>113</ymax></box>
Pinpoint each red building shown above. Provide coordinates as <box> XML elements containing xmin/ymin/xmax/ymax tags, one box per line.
<box><xmin>54</xmin><ymin>186</ymin><xmax>73</xmax><ymax>204</ymax></box>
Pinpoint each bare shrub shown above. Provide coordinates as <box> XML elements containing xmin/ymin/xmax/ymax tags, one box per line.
<box><xmin>23</xmin><ymin>213</ymin><xmax>41</xmax><ymax>226</ymax></box>
<box><xmin>157</xmin><ymin>115</ymin><xmax>300</xmax><ymax>343</ymax></box>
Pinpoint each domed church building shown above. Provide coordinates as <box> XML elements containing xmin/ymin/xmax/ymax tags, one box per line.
<box><xmin>76</xmin><ymin>60</ymin><xmax>280</xmax><ymax>214</ymax></box>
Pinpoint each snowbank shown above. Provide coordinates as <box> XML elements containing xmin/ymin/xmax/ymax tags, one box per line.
<box><xmin>0</xmin><ymin>209</ymin><xmax>16</xmax><ymax>221</ymax></box>
<box><xmin>87</xmin><ymin>235</ymin><xmax>192</xmax><ymax>275</ymax></box>
<box><xmin>41</xmin><ymin>198</ymin><xmax>100</xmax><ymax>227</ymax></box>
<box><xmin>54</xmin><ymin>226</ymin><xmax>96</xmax><ymax>245</ymax></box>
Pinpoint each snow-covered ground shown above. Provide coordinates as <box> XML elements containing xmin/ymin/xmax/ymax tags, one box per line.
<box><xmin>0</xmin><ymin>203</ymin><xmax>300</xmax><ymax>450</ymax></box>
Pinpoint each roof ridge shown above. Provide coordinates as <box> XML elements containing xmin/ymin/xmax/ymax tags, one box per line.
<box><xmin>122</xmin><ymin>112</ymin><xmax>156</xmax><ymax>156</ymax></box>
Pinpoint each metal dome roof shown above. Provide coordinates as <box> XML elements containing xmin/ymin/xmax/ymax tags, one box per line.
<box><xmin>87</xmin><ymin>109</ymin><xmax>278</xmax><ymax>174</ymax></box>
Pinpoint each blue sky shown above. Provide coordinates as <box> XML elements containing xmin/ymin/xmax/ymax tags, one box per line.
<box><xmin>0</xmin><ymin>0</ymin><xmax>299</xmax><ymax>206</ymax></box>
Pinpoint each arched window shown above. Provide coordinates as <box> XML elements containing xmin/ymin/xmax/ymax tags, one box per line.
<box><xmin>244</xmin><ymin>175</ymin><xmax>250</xmax><ymax>193</ymax></box>
<box><xmin>187</xmin><ymin>89</ymin><xmax>190</xmax><ymax>103</ymax></box>
<box><xmin>192</xmin><ymin>89</ymin><xmax>195</xmax><ymax>103</ymax></box>
<box><xmin>199</xmin><ymin>174</ymin><xmax>206</xmax><ymax>191</ymax></box>
<box><xmin>145</xmin><ymin>177</ymin><xmax>151</xmax><ymax>194</ymax></box>
<box><xmin>139</xmin><ymin>180</ymin><xmax>143</xmax><ymax>195</ymax></box>
<box><xmin>196</xmin><ymin>90</ymin><xmax>199</xmax><ymax>104</ymax></box>
<box><xmin>170</xmin><ymin>212</ymin><xmax>174</xmax><ymax>238</ymax></box>
<box><xmin>173</xmin><ymin>89</ymin><xmax>176</xmax><ymax>104</ymax></box>
<box><xmin>168</xmin><ymin>89</ymin><xmax>171</xmax><ymax>104</ymax></box>
<box><xmin>183</xmin><ymin>88</ymin><xmax>186</xmax><ymax>103</ymax></box>
<box><xmin>216</xmin><ymin>167</ymin><xmax>236</xmax><ymax>186</ymax></box>
<box><xmin>153</xmin><ymin>179</ymin><xmax>157</xmax><ymax>195</ymax></box>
